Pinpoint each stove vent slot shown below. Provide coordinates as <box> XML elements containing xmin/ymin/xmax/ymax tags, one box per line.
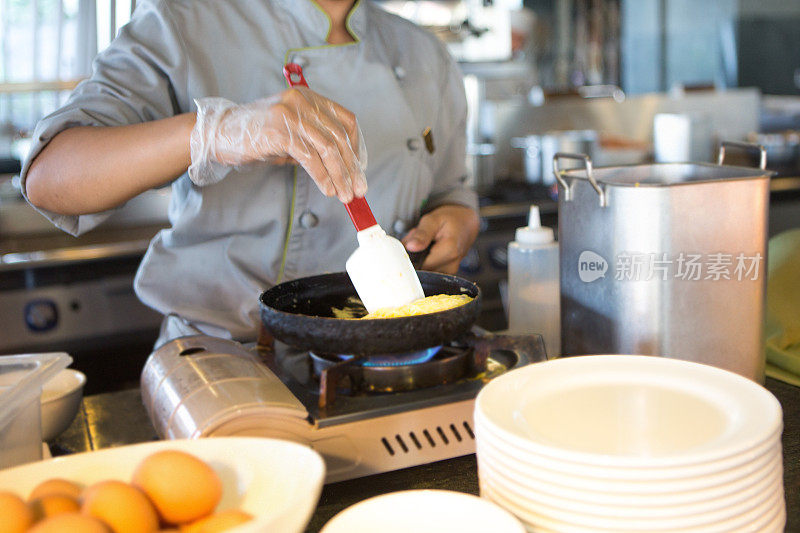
<box><xmin>463</xmin><ymin>421</ymin><xmax>475</xmax><ymax>439</ymax></box>
<box><xmin>381</xmin><ymin>437</ymin><xmax>395</xmax><ymax>456</ymax></box>
<box><xmin>436</xmin><ymin>426</ymin><xmax>450</xmax><ymax>445</ymax></box>
<box><xmin>395</xmin><ymin>435</ymin><xmax>409</xmax><ymax>453</ymax></box>
<box><xmin>381</xmin><ymin>422</ymin><xmax>475</xmax><ymax>456</ymax></box>
<box><xmin>422</xmin><ymin>429</ymin><xmax>436</xmax><ymax>447</ymax></box>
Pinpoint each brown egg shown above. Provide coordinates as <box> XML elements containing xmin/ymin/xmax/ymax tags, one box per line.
<box><xmin>0</xmin><ymin>491</ymin><xmax>35</xmax><ymax>533</ymax></box>
<box><xmin>180</xmin><ymin>509</ymin><xmax>253</xmax><ymax>533</ymax></box>
<box><xmin>132</xmin><ymin>450</ymin><xmax>223</xmax><ymax>525</ymax></box>
<box><xmin>28</xmin><ymin>512</ymin><xmax>110</xmax><ymax>533</ymax></box>
<box><xmin>28</xmin><ymin>478</ymin><xmax>84</xmax><ymax>501</ymax></box>
<box><xmin>81</xmin><ymin>480</ymin><xmax>159</xmax><ymax>533</ymax></box>
<box><xmin>30</xmin><ymin>493</ymin><xmax>81</xmax><ymax>520</ymax></box>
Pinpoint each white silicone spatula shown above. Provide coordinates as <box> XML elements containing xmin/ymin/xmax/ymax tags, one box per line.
<box><xmin>283</xmin><ymin>63</ymin><xmax>425</xmax><ymax>314</ymax></box>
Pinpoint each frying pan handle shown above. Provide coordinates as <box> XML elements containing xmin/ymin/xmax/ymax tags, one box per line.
<box><xmin>407</xmin><ymin>244</ymin><xmax>432</xmax><ymax>270</ymax></box>
<box><xmin>282</xmin><ymin>62</ymin><xmax>377</xmax><ymax>231</ymax></box>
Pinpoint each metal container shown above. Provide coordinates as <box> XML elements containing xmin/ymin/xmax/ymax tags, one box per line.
<box><xmin>512</xmin><ymin>130</ymin><xmax>598</xmax><ymax>185</ymax></box>
<box><xmin>140</xmin><ymin>335</ymin><xmax>310</xmax><ymax>441</ymax></box>
<box><xmin>554</xmin><ymin>142</ymin><xmax>772</xmax><ymax>382</ymax></box>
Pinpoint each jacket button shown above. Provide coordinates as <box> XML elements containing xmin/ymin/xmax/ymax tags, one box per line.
<box><xmin>407</xmin><ymin>138</ymin><xmax>420</xmax><ymax>151</ymax></box>
<box><xmin>299</xmin><ymin>210</ymin><xmax>319</xmax><ymax>229</ymax></box>
<box><xmin>393</xmin><ymin>65</ymin><xmax>406</xmax><ymax>80</ymax></box>
<box><xmin>393</xmin><ymin>219</ymin><xmax>407</xmax><ymax>235</ymax></box>
<box><xmin>291</xmin><ymin>56</ymin><xmax>309</xmax><ymax>68</ymax></box>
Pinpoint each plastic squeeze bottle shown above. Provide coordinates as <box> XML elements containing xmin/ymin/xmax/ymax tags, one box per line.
<box><xmin>508</xmin><ymin>205</ymin><xmax>560</xmax><ymax>357</ymax></box>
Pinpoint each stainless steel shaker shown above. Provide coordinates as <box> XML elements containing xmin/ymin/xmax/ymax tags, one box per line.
<box><xmin>141</xmin><ymin>335</ymin><xmax>310</xmax><ymax>441</ymax></box>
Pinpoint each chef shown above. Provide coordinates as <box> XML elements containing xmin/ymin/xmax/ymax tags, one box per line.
<box><xmin>21</xmin><ymin>0</ymin><xmax>479</xmax><ymax>346</ymax></box>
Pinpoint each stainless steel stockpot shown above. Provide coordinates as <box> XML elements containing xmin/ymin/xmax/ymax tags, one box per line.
<box><xmin>554</xmin><ymin>142</ymin><xmax>772</xmax><ymax>382</ymax></box>
<box><xmin>512</xmin><ymin>130</ymin><xmax>598</xmax><ymax>186</ymax></box>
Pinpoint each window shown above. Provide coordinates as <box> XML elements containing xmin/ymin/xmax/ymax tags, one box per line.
<box><xmin>0</xmin><ymin>0</ymin><xmax>133</xmax><ymax>144</ymax></box>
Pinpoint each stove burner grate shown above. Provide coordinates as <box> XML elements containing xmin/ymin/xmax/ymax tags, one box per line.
<box><xmin>257</xmin><ymin>331</ymin><xmax>547</xmax><ymax>416</ymax></box>
<box><xmin>310</xmin><ymin>344</ymin><xmax>485</xmax><ymax>409</ymax></box>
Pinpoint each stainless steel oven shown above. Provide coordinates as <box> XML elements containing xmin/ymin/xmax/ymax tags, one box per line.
<box><xmin>0</xmin><ymin>186</ymin><xmax>170</xmax><ymax>394</ymax></box>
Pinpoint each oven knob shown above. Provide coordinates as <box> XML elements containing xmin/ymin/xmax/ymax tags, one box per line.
<box><xmin>24</xmin><ymin>299</ymin><xmax>59</xmax><ymax>332</ymax></box>
<box><xmin>488</xmin><ymin>245</ymin><xmax>508</xmax><ymax>269</ymax></box>
<box><xmin>458</xmin><ymin>248</ymin><xmax>481</xmax><ymax>274</ymax></box>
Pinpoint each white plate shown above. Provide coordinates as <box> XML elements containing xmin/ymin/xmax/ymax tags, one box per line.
<box><xmin>477</xmin><ymin>441</ymin><xmax>781</xmax><ymax>509</ymax></box>
<box><xmin>481</xmin><ymin>475</ymin><xmax>784</xmax><ymax>533</ymax></box>
<box><xmin>508</xmin><ymin>497</ymin><xmax>785</xmax><ymax>533</ymax></box>
<box><xmin>740</xmin><ymin>497</ymin><xmax>786</xmax><ymax>533</ymax></box>
<box><xmin>0</xmin><ymin>437</ymin><xmax>325</xmax><ymax>533</ymax></box>
<box><xmin>475</xmin><ymin>355</ymin><xmax>782</xmax><ymax>468</ymax></box>
<box><xmin>483</xmin><ymin>483</ymin><xmax>785</xmax><ymax>533</ymax></box>
<box><xmin>320</xmin><ymin>490</ymin><xmax>525</xmax><ymax>533</ymax></box>
<box><xmin>475</xmin><ymin>429</ymin><xmax>781</xmax><ymax>493</ymax></box>
<box><xmin>480</xmin><ymin>471</ymin><xmax>783</xmax><ymax>533</ymax></box>
<box><xmin>479</xmin><ymin>454</ymin><xmax>782</xmax><ymax>520</ymax></box>
<box><xmin>475</xmin><ymin>409</ymin><xmax>781</xmax><ymax>482</ymax></box>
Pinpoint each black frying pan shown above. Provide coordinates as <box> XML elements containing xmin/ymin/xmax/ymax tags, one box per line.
<box><xmin>259</xmin><ymin>271</ymin><xmax>481</xmax><ymax>355</ymax></box>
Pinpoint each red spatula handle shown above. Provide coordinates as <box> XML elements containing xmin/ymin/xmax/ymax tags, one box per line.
<box><xmin>283</xmin><ymin>63</ymin><xmax>376</xmax><ymax>232</ymax></box>
<box><xmin>343</xmin><ymin>196</ymin><xmax>377</xmax><ymax>231</ymax></box>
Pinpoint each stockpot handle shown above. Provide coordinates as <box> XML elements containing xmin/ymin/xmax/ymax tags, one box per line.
<box><xmin>717</xmin><ymin>141</ymin><xmax>767</xmax><ymax>170</ymax></box>
<box><xmin>552</xmin><ymin>152</ymin><xmax>607</xmax><ymax>207</ymax></box>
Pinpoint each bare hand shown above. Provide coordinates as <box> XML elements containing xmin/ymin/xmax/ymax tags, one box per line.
<box><xmin>402</xmin><ymin>205</ymin><xmax>480</xmax><ymax>275</ymax></box>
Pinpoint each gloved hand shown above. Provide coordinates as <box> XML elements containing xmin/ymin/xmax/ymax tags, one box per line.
<box><xmin>189</xmin><ymin>87</ymin><xmax>368</xmax><ymax>203</ymax></box>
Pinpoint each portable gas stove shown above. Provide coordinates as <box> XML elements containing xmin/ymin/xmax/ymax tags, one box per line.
<box><xmin>141</xmin><ymin>331</ymin><xmax>546</xmax><ymax>483</ymax></box>
<box><xmin>254</xmin><ymin>330</ymin><xmax>546</xmax><ymax>482</ymax></box>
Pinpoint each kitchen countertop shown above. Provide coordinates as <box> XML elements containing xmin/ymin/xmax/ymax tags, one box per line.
<box><xmin>51</xmin><ymin>377</ymin><xmax>799</xmax><ymax>532</ymax></box>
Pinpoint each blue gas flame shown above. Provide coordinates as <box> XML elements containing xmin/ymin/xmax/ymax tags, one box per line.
<box><xmin>340</xmin><ymin>346</ymin><xmax>443</xmax><ymax>367</ymax></box>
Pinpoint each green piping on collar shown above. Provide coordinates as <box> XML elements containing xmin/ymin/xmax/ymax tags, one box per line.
<box><xmin>308</xmin><ymin>0</ymin><xmax>362</xmax><ymax>44</ymax></box>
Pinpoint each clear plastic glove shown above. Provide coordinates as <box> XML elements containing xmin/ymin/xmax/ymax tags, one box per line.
<box><xmin>189</xmin><ymin>87</ymin><xmax>368</xmax><ymax>202</ymax></box>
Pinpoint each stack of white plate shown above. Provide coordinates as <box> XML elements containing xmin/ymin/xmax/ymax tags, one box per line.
<box><xmin>474</xmin><ymin>355</ymin><xmax>785</xmax><ymax>533</ymax></box>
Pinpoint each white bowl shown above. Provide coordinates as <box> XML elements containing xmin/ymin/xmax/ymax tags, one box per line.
<box><xmin>320</xmin><ymin>490</ymin><xmax>525</xmax><ymax>533</ymax></box>
<box><xmin>475</xmin><ymin>355</ymin><xmax>782</xmax><ymax>468</ymax></box>
<box><xmin>40</xmin><ymin>368</ymin><xmax>86</xmax><ymax>441</ymax></box>
<box><xmin>0</xmin><ymin>437</ymin><xmax>325</xmax><ymax>533</ymax></box>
